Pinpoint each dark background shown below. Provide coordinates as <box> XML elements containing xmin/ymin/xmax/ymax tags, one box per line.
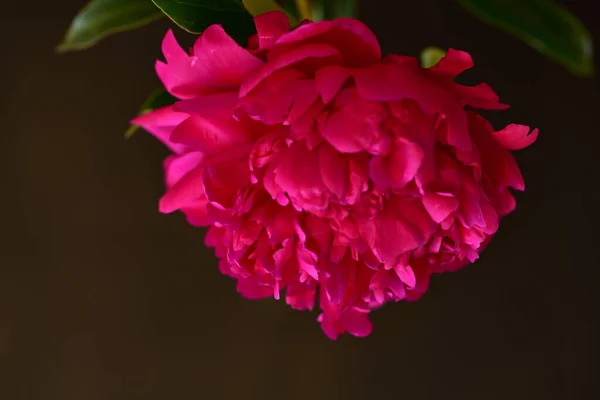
<box><xmin>1</xmin><ymin>0</ymin><xmax>598</xmax><ymax>399</ymax></box>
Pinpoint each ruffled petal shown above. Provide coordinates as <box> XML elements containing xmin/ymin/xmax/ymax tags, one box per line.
<box><xmin>354</xmin><ymin>58</ymin><xmax>471</xmax><ymax>152</ymax></box>
<box><xmin>272</xmin><ymin>19</ymin><xmax>381</xmax><ymax>67</ymax></box>
<box><xmin>427</xmin><ymin>48</ymin><xmax>473</xmax><ymax>77</ymax></box>
<box><xmin>157</xmin><ymin>27</ymin><xmax>263</xmax><ymax>99</ymax></box>
<box><xmin>493</xmin><ymin>124</ymin><xmax>539</xmax><ymax>150</ymax></box>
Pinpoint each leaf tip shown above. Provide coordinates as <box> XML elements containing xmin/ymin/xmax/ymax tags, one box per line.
<box><xmin>125</xmin><ymin>125</ymin><xmax>139</xmax><ymax>139</ymax></box>
<box><xmin>55</xmin><ymin>41</ymin><xmax>74</xmax><ymax>54</ymax></box>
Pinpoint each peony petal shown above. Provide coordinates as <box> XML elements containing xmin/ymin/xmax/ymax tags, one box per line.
<box><xmin>450</xmin><ymin>82</ymin><xmax>510</xmax><ymax>110</ymax></box>
<box><xmin>240</xmin><ymin>43</ymin><xmax>342</xmax><ymax>97</ymax></box>
<box><xmin>272</xmin><ymin>19</ymin><xmax>381</xmax><ymax>67</ymax></box>
<box><xmin>264</xmin><ymin>205</ymin><xmax>297</xmax><ymax>243</ymax></box>
<box><xmin>460</xmin><ymin>193</ymin><xmax>486</xmax><ymax>228</ymax></box>
<box><xmin>493</xmin><ymin>124</ymin><xmax>539</xmax><ymax>150</ymax></box>
<box><xmin>175</xmin><ymin>92</ymin><xmax>239</xmax><ymax>119</ymax></box>
<box><xmin>170</xmin><ymin>115</ymin><xmax>251</xmax><ymax>155</ymax></box>
<box><xmin>360</xmin><ymin>197</ymin><xmax>436</xmax><ymax>267</ymax></box>
<box><xmin>479</xmin><ymin>199</ymin><xmax>499</xmax><ymax>235</ymax></box>
<box><xmin>369</xmin><ymin>137</ymin><xmax>424</xmax><ymax>190</ymax></box>
<box><xmin>240</xmin><ymin>69</ymin><xmax>304</xmax><ymax>124</ymax></box>
<box><xmin>319</xmin><ymin>145</ymin><xmax>369</xmax><ymax>206</ymax></box>
<box><xmin>273</xmin><ymin>142</ymin><xmax>329</xmax><ymax>211</ymax></box>
<box><xmin>287</xmin><ymin>80</ymin><xmax>319</xmax><ymax>124</ymax></box>
<box><xmin>286</xmin><ymin>282</ymin><xmax>316</xmax><ymax>311</ymax></box>
<box><xmin>394</xmin><ymin>264</ymin><xmax>416</xmax><ymax>288</ymax></box>
<box><xmin>254</xmin><ymin>11</ymin><xmax>290</xmax><ymax>49</ymax></box>
<box><xmin>405</xmin><ymin>261</ymin><xmax>432</xmax><ymax>302</ymax></box>
<box><xmin>315</xmin><ymin>65</ymin><xmax>351</xmax><ymax>104</ymax></box>
<box><xmin>339</xmin><ymin>308</ymin><xmax>373</xmax><ymax>337</ymax></box>
<box><xmin>163</xmin><ymin>151</ymin><xmax>204</xmax><ymax>188</ymax></box>
<box><xmin>130</xmin><ymin>106</ymin><xmax>189</xmax><ymax>154</ymax></box>
<box><xmin>237</xmin><ymin>278</ymin><xmax>274</xmax><ymax>300</ymax></box>
<box><xmin>318</xmin><ymin>144</ymin><xmax>348</xmax><ymax>200</ymax></box>
<box><xmin>318</xmin><ymin>312</ymin><xmax>340</xmax><ymax>340</ymax></box>
<box><xmin>202</xmin><ymin>147</ymin><xmax>252</xmax><ymax>208</ymax></box>
<box><xmin>157</xmin><ymin>26</ymin><xmax>263</xmax><ymax>99</ymax></box>
<box><xmin>468</xmin><ymin>112</ymin><xmax>526</xmax><ymax>191</ymax></box>
<box><xmin>182</xmin><ymin>198</ymin><xmax>210</xmax><ymax>227</ymax></box>
<box><xmin>160</xmin><ymin>29</ymin><xmax>188</xmax><ymax>66</ymax></box>
<box><xmin>370</xmin><ymin>269</ymin><xmax>406</xmax><ymax>301</ymax></box>
<box><xmin>428</xmin><ymin>49</ymin><xmax>473</xmax><ymax>77</ymax></box>
<box><xmin>422</xmin><ymin>192</ymin><xmax>459</xmax><ymax>223</ymax></box>
<box><xmin>159</xmin><ymin>164</ymin><xmax>205</xmax><ymax>213</ymax></box>
<box><xmin>318</xmin><ymin>90</ymin><xmax>388</xmax><ymax>153</ymax></box>
<box><xmin>297</xmin><ymin>243</ymin><xmax>319</xmax><ymax>281</ymax></box>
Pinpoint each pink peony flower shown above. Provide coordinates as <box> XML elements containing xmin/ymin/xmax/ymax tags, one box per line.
<box><xmin>132</xmin><ymin>11</ymin><xmax>537</xmax><ymax>339</ymax></box>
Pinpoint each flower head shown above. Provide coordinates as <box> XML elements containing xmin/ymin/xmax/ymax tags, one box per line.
<box><xmin>133</xmin><ymin>11</ymin><xmax>537</xmax><ymax>339</ymax></box>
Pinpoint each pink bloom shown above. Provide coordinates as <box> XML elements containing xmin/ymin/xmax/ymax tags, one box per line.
<box><xmin>132</xmin><ymin>11</ymin><xmax>537</xmax><ymax>339</ymax></box>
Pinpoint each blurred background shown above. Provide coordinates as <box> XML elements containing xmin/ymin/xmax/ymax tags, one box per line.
<box><xmin>0</xmin><ymin>0</ymin><xmax>598</xmax><ymax>398</ymax></box>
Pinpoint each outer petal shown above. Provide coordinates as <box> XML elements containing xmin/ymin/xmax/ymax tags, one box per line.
<box><xmin>271</xmin><ymin>19</ymin><xmax>381</xmax><ymax>67</ymax></box>
<box><xmin>286</xmin><ymin>282</ymin><xmax>316</xmax><ymax>311</ymax></box>
<box><xmin>338</xmin><ymin>308</ymin><xmax>373</xmax><ymax>337</ymax></box>
<box><xmin>425</xmin><ymin>49</ymin><xmax>508</xmax><ymax>110</ymax></box>
<box><xmin>130</xmin><ymin>106</ymin><xmax>188</xmax><ymax>154</ymax></box>
<box><xmin>162</xmin><ymin>154</ymin><xmax>210</xmax><ymax>225</ymax></box>
<box><xmin>182</xmin><ymin>199</ymin><xmax>210</xmax><ymax>227</ymax></box>
<box><xmin>468</xmin><ymin>112</ymin><xmax>526</xmax><ymax>192</ymax></box>
<box><xmin>254</xmin><ymin>11</ymin><xmax>290</xmax><ymax>49</ymax></box>
<box><xmin>493</xmin><ymin>124</ymin><xmax>539</xmax><ymax>150</ymax></box>
<box><xmin>163</xmin><ymin>151</ymin><xmax>204</xmax><ymax>188</ymax></box>
<box><xmin>159</xmin><ymin>164</ymin><xmax>205</xmax><ymax>214</ymax></box>
<box><xmin>237</xmin><ymin>277</ymin><xmax>275</xmax><ymax>300</ymax></box>
<box><xmin>427</xmin><ymin>49</ymin><xmax>473</xmax><ymax>77</ymax></box>
<box><xmin>449</xmin><ymin>82</ymin><xmax>509</xmax><ymax>110</ymax></box>
<box><xmin>175</xmin><ymin>92</ymin><xmax>239</xmax><ymax>119</ymax></box>
<box><xmin>170</xmin><ymin>115</ymin><xmax>252</xmax><ymax>155</ymax></box>
<box><xmin>156</xmin><ymin>27</ymin><xmax>263</xmax><ymax>99</ymax></box>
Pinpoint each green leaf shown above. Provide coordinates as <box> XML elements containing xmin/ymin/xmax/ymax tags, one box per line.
<box><xmin>312</xmin><ymin>0</ymin><xmax>358</xmax><ymax>21</ymax></box>
<box><xmin>328</xmin><ymin>0</ymin><xmax>358</xmax><ymax>19</ymax></box>
<box><xmin>458</xmin><ymin>0</ymin><xmax>594</xmax><ymax>76</ymax></box>
<box><xmin>420</xmin><ymin>46</ymin><xmax>447</xmax><ymax>69</ymax></box>
<box><xmin>275</xmin><ymin>0</ymin><xmax>301</xmax><ymax>21</ymax></box>
<box><xmin>151</xmin><ymin>0</ymin><xmax>255</xmax><ymax>44</ymax></box>
<box><xmin>242</xmin><ymin>0</ymin><xmax>297</xmax><ymax>24</ymax></box>
<box><xmin>125</xmin><ymin>88</ymin><xmax>177</xmax><ymax>138</ymax></box>
<box><xmin>58</xmin><ymin>0</ymin><xmax>163</xmax><ymax>52</ymax></box>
